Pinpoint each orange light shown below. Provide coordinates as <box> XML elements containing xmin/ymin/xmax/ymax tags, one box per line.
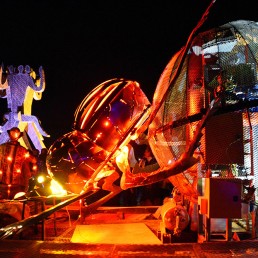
<box><xmin>7</xmin><ymin>156</ymin><xmax>12</xmax><ymax>162</ymax></box>
<box><xmin>103</xmin><ymin>120</ymin><xmax>110</xmax><ymax>127</ymax></box>
<box><xmin>25</xmin><ymin>152</ymin><xmax>30</xmax><ymax>158</ymax></box>
<box><xmin>168</xmin><ymin>160</ymin><xmax>173</xmax><ymax>165</ymax></box>
<box><xmin>0</xmin><ymin>170</ymin><xmax>2</xmax><ymax>175</ymax></box>
<box><xmin>16</xmin><ymin>169</ymin><xmax>21</xmax><ymax>174</ymax></box>
<box><xmin>96</xmin><ymin>132</ymin><xmax>102</xmax><ymax>139</ymax></box>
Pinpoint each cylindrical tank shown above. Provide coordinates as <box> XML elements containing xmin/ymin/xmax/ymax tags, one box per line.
<box><xmin>160</xmin><ymin>199</ymin><xmax>190</xmax><ymax>233</ymax></box>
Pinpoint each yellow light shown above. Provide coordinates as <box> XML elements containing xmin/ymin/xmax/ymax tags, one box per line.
<box><xmin>50</xmin><ymin>179</ymin><xmax>67</xmax><ymax>196</ymax></box>
<box><xmin>115</xmin><ymin>145</ymin><xmax>130</xmax><ymax>173</ymax></box>
<box><xmin>37</xmin><ymin>175</ymin><xmax>45</xmax><ymax>184</ymax></box>
<box><xmin>7</xmin><ymin>156</ymin><xmax>12</xmax><ymax>161</ymax></box>
<box><xmin>16</xmin><ymin>169</ymin><xmax>21</xmax><ymax>174</ymax></box>
<box><xmin>25</xmin><ymin>152</ymin><xmax>30</xmax><ymax>158</ymax></box>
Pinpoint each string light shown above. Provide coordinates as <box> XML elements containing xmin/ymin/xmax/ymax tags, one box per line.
<box><xmin>103</xmin><ymin>120</ymin><xmax>110</xmax><ymax>127</ymax></box>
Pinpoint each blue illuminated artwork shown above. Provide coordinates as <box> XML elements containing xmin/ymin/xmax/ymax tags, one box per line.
<box><xmin>0</xmin><ymin>65</ymin><xmax>49</xmax><ymax>151</ymax></box>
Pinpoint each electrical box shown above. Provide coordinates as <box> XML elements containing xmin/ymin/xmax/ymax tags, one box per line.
<box><xmin>203</xmin><ymin>178</ymin><xmax>242</xmax><ymax>218</ymax></box>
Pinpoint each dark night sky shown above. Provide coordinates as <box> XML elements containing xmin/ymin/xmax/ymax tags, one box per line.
<box><xmin>0</xmin><ymin>0</ymin><xmax>256</xmax><ymax>148</ymax></box>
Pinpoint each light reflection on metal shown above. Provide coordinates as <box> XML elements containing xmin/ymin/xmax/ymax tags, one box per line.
<box><xmin>50</xmin><ymin>179</ymin><xmax>67</xmax><ymax>196</ymax></box>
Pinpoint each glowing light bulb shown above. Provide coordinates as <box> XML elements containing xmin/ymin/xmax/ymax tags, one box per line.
<box><xmin>104</xmin><ymin>120</ymin><xmax>110</xmax><ymax>127</ymax></box>
<box><xmin>96</xmin><ymin>132</ymin><xmax>102</xmax><ymax>139</ymax></box>
<box><xmin>37</xmin><ymin>175</ymin><xmax>45</xmax><ymax>184</ymax></box>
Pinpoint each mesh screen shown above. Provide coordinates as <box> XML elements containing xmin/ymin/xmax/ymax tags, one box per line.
<box><xmin>148</xmin><ymin>20</ymin><xmax>258</xmax><ymax>201</ymax></box>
